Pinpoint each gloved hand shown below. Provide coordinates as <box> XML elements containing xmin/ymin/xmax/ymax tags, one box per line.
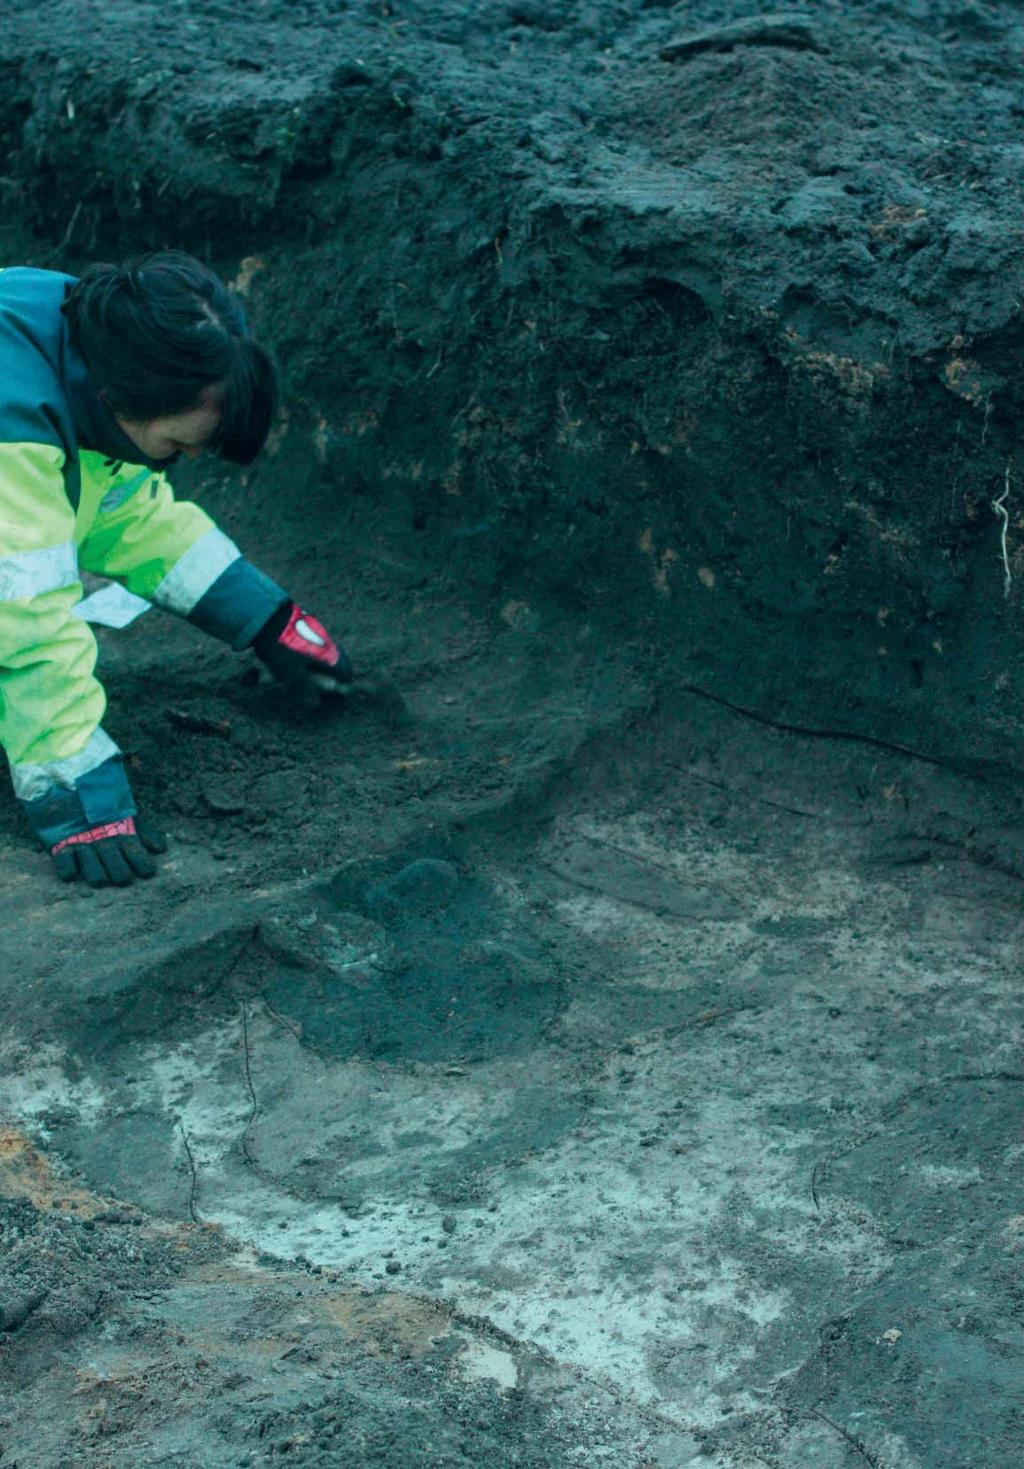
<box><xmin>20</xmin><ymin>753</ymin><xmax>167</xmax><ymax>887</ymax></box>
<box><xmin>252</xmin><ymin>600</ymin><xmax>353</xmax><ymax>699</ymax></box>
<box><xmin>49</xmin><ymin>815</ymin><xmax>167</xmax><ymax>886</ymax></box>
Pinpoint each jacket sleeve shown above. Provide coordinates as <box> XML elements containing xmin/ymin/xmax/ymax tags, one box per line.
<box><xmin>79</xmin><ymin>469</ymin><xmax>289</xmax><ymax>651</ymax></box>
<box><xmin>0</xmin><ymin>439</ymin><xmax>115</xmax><ymax>801</ymax></box>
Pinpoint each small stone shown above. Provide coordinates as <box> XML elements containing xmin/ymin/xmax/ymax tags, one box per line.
<box><xmin>441</xmin><ymin>1214</ymin><xmax>457</xmax><ymax>1234</ymax></box>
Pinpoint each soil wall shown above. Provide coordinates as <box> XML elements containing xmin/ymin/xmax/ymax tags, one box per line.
<box><xmin>4</xmin><ymin>0</ymin><xmax>1024</xmax><ymax>787</ymax></box>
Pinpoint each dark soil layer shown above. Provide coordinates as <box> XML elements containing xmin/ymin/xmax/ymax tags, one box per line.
<box><xmin>2</xmin><ymin>2</ymin><xmax>1024</xmax><ymax>1467</ymax></box>
<box><xmin>4</xmin><ymin>0</ymin><xmax>1024</xmax><ymax>785</ymax></box>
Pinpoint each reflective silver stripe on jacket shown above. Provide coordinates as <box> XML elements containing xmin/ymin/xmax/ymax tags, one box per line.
<box><xmin>0</xmin><ymin>542</ymin><xmax>78</xmax><ymax>602</ymax></box>
<box><xmin>99</xmin><ymin>468</ymin><xmax>152</xmax><ymax>513</ymax></box>
<box><xmin>152</xmin><ymin>528</ymin><xmax>240</xmax><ymax>615</ymax></box>
<box><xmin>10</xmin><ymin>726</ymin><xmax>121</xmax><ymax>801</ymax></box>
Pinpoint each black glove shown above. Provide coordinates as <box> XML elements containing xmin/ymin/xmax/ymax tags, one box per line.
<box><xmin>49</xmin><ymin>814</ymin><xmax>167</xmax><ymax>886</ymax></box>
<box><xmin>20</xmin><ymin>753</ymin><xmax>167</xmax><ymax>887</ymax></box>
<box><xmin>252</xmin><ymin>601</ymin><xmax>353</xmax><ymax>698</ymax></box>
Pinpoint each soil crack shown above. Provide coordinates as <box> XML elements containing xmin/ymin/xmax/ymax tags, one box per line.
<box><xmin>679</xmin><ymin>684</ymin><xmax>989</xmax><ymax>778</ymax></box>
<box><xmin>177</xmin><ymin>1118</ymin><xmax>202</xmax><ymax>1226</ymax></box>
<box><xmin>810</xmin><ymin>1405</ymin><xmax>887</xmax><ymax>1468</ymax></box>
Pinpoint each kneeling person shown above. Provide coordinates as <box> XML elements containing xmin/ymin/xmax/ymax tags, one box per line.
<box><xmin>0</xmin><ymin>251</ymin><xmax>351</xmax><ymax>887</ymax></box>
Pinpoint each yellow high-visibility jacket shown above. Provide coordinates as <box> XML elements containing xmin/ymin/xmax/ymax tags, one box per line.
<box><xmin>0</xmin><ymin>267</ymin><xmax>287</xmax><ymax>840</ymax></box>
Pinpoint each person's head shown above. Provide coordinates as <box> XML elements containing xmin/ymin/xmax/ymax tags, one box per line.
<box><xmin>62</xmin><ymin>250</ymin><xmax>278</xmax><ymax>465</ymax></box>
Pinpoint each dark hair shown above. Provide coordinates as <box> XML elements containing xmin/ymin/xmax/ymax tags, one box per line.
<box><xmin>62</xmin><ymin>250</ymin><xmax>278</xmax><ymax>465</ymax></box>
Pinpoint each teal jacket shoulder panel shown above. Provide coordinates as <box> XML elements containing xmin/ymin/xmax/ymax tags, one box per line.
<box><xmin>0</xmin><ymin>268</ymin><xmax>76</xmax><ymax>500</ymax></box>
<box><xmin>0</xmin><ymin>268</ymin><xmax>176</xmax><ymax>510</ymax></box>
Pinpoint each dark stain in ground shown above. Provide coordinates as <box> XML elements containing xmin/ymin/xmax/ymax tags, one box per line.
<box><xmin>824</xmin><ymin>1073</ymin><xmax>1024</xmax><ymax>1243</ymax></box>
<box><xmin>788</xmin><ymin>1076</ymin><xmax>1024</xmax><ymax>1467</ymax></box>
<box><xmin>263</xmin><ymin>855</ymin><xmax>566</xmax><ymax>1064</ymax></box>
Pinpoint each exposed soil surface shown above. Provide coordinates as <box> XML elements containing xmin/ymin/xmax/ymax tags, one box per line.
<box><xmin>2</xmin><ymin>2</ymin><xmax>1024</xmax><ymax>1465</ymax></box>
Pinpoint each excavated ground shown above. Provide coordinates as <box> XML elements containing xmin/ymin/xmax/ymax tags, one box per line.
<box><xmin>2</xmin><ymin>2</ymin><xmax>1024</xmax><ymax>1466</ymax></box>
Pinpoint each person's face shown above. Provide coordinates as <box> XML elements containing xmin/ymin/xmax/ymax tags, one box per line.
<box><xmin>116</xmin><ymin>389</ymin><xmax>221</xmax><ymax>462</ymax></box>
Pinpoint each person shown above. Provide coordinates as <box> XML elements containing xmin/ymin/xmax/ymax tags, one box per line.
<box><xmin>0</xmin><ymin>250</ymin><xmax>352</xmax><ymax>888</ymax></box>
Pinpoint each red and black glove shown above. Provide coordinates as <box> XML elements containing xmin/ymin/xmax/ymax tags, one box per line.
<box><xmin>49</xmin><ymin>815</ymin><xmax>167</xmax><ymax>886</ymax></box>
<box><xmin>20</xmin><ymin>754</ymin><xmax>167</xmax><ymax>887</ymax></box>
<box><xmin>252</xmin><ymin>601</ymin><xmax>353</xmax><ymax>699</ymax></box>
